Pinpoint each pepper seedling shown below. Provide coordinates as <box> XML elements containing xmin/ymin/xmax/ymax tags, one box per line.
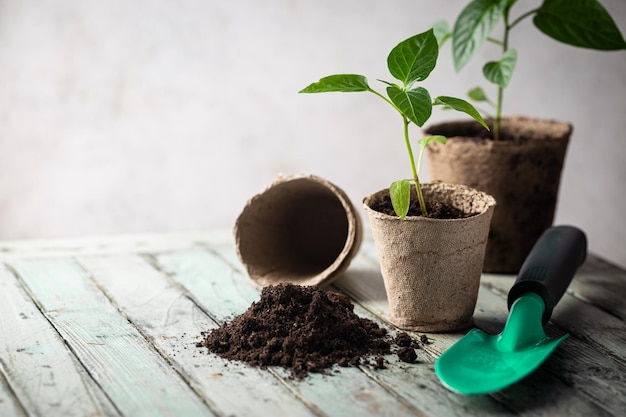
<box><xmin>299</xmin><ymin>28</ymin><xmax>488</xmax><ymax>218</ymax></box>
<box><xmin>440</xmin><ymin>0</ymin><xmax>626</xmax><ymax>140</ymax></box>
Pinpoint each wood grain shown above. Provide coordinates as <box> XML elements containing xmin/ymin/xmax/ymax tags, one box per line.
<box><xmin>211</xmin><ymin>242</ymin><xmax>516</xmax><ymax>417</ymax></box>
<box><xmin>0</xmin><ymin>264</ymin><xmax>119</xmax><ymax>417</ymax></box>
<box><xmin>9</xmin><ymin>259</ymin><xmax>214</xmax><ymax>417</ymax></box>
<box><xmin>156</xmin><ymin>247</ymin><xmax>421</xmax><ymax>417</ymax></box>
<box><xmin>0</xmin><ymin>230</ymin><xmax>624</xmax><ymax>417</ymax></box>
<box><xmin>78</xmin><ymin>253</ymin><xmax>319</xmax><ymax>417</ymax></box>
<box><xmin>352</xmin><ymin>237</ymin><xmax>619</xmax><ymax>416</ymax></box>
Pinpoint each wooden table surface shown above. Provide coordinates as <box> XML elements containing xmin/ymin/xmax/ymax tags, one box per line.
<box><xmin>0</xmin><ymin>230</ymin><xmax>624</xmax><ymax>417</ymax></box>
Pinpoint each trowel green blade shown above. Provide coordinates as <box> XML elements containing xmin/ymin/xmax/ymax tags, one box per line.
<box><xmin>435</xmin><ymin>293</ymin><xmax>568</xmax><ymax>395</ymax></box>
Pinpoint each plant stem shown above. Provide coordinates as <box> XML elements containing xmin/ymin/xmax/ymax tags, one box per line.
<box><xmin>493</xmin><ymin>6</ymin><xmax>537</xmax><ymax>141</ymax></box>
<box><xmin>494</xmin><ymin>87</ymin><xmax>502</xmax><ymax>141</ymax></box>
<box><xmin>494</xmin><ymin>7</ymin><xmax>512</xmax><ymax>141</ymax></box>
<box><xmin>369</xmin><ymin>87</ymin><xmax>402</xmax><ymax>113</ymax></box>
<box><xmin>403</xmin><ymin>116</ymin><xmax>427</xmax><ymax>217</ymax></box>
<box><xmin>508</xmin><ymin>8</ymin><xmax>540</xmax><ymax>30</ymax></box>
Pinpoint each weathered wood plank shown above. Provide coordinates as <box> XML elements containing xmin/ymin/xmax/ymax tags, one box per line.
<box><xmin>9</xmin><ymin>259</ymin><xmax>215</xmax><ymax>417</ymax></box>
<box><xmin>348</xmin><ymin>304</ymin><xmax>516</xmax><ymax>417</ymax></box>
<box><xmin>213</xmin><ymin>243</ymin><xmax>535</xmax><ymax>417</ymax></box>
<box><xmin>349</xmin><ymin>240</ymin><xmax>618</xmax><ymax>416</ymax></box>
<box><xmin>78</xmin><ymin>254</ymin><xmax>320</xmax><ymax>417</ymax></box>
<box><xmin>176</xmin><ymin>231</ymin><xmax>626</xmax><ymax>416</ymax></box>
<box><xmin>479</xmin><ymin>273</ymin><xmax>626</xmax><ymax>416</ymax></box>
<box><xmin>0</xmin><ymin>371</ymin><xmax>27</xmax><ymax>417</ymax></box>
<box><xmin>481</xmin><ymin>272</ymin><xmax>626</xmax><ymax>364</ymax></box>
<box><xmin>570</xmin><ymin>255</ymin><xmax>626</xmax><ymax>319</ymax></box>
<box><xmin>155</xmin><ymin>247</ymin><xmax>421</xmax><ymax>417</ymax></box>
<box><xmin>212</xmin><ymin>237</ymin><xmax>518</xmax><ymax>416</ymax></box>
<box><xmin>342</xmin><ymin>275</ymin><xmax>614</xmax><ymax>416</ymax></box>
<box><xmin>1</xmin><ymin>229</ymin><xmax>624</xmax><ymax>417</ymax></box>
<box><xmin>472</xmin><ymin>280</ymin><xmax>621</xmax><ymax>416</ymax></box>
<box><xmin>153</xmin><ymin>247</ymin><xmax>260</xmax><ymax>321</ymax></box>
<box><xmin>0</xmin><ymin>231</ymin><xmax>232</xmax><ymax>261</ymax></box>
<box><xmin>0</xmin><ymin>263</ymin><xmax>119</xmax><ymax>417</ymax></box>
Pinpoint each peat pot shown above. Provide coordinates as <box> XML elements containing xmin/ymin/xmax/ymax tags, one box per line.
<box><xmin>363</xmin><ymin>182</ymin><xmax>496</xmax><ymax>332</ymax></box>
<box><xmin>425</xmin><ymin>116</ymin><xmax>572</xmax><ymax>273</ymax></box>
<box><xmin>234</xmin><ymin>174</ymin><xmax>362</xmax><ymax>287</ymax></box>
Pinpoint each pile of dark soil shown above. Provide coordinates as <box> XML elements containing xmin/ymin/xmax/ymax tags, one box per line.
<box><xmin>196</xmin><ymin>284</ymin><xmax>427</xmax><ymax>378</ymax></box>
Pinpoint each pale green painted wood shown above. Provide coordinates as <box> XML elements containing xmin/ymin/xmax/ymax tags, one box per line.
<box><xmin>0</xmin><ymin>263</ymin><xmax>119</xmax><ymax>417</ymax></box>
<box><xmin>350</xmin><ymin>237</ymin><xmax>617</xmax><ymax>416</ymax></box>
<box><xmin>348</xmin><ymin>304</ymin><xmax>515</xmax><ymax>417</ymax></box>
<box><xmin>0</xmin><ymin>230</ymin><xmax>625</xmax><ymax>417</ymax></box>
<box><xmin>481</xmin><ymin>272</ymin><xmax>626</xmax><ymax>362</ymax></box>
<box><xmin>214</xmin><ymin>240</ymin><xmax>516</xmax><ymax>417</ymax></box>
<box><xmin>0</xmin><ymin>370</ymin><xmax>27</xmax><ymax>417</ymax></box>
<box><xmin>9</xmin><ymin>259</ymin><xmax>215</xmax><ymax>417</ymax></box>
<box><xmin>0</xmin><ymin>231</ymin><xmax>232</xmax><ymax>261</ymax></box>
<box><xmin>341</xmin><ymin>270</ymin><xmax>612</xmax><ymax>416</ymax></box>
<box><xmin>155</xmin><ymin>247</ymin><xmax>420</xmax><ymax>417</ymax></box>
<box><xmin>479</xmin><ymin>273</ymin><xmax>626</xmax><ymax>416</ymax></box>
<box><xmin>78</xmin><ymin>254</ymin><xmax>320</xmax><ymax>417</ymax></box>
<box><xmin>470</xmin><ymin>282</ymin><xmax>616</xmax><ymax>416</ymax></box>
<box><xmin>155</xmin><ymin>247</ymin><xmax>260</xmax><ymax>321</ymax></box>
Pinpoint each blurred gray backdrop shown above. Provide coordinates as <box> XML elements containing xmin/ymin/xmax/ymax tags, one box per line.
<box><xmin>0</xmin><ymin>0</ymin><xmax>625</xmax><ymax>268</ymax></box>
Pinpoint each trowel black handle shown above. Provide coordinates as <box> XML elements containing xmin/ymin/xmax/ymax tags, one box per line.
<box><xmin>507</xmin><ymin>225</ymin><xmax>587</xmax><ymax>325</ymax></box>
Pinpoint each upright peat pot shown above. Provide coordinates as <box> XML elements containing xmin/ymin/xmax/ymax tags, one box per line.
<box><xmin>364</xmin><ymin>182</ymin><xmax>496</xmax><ymax>332</ymax></box>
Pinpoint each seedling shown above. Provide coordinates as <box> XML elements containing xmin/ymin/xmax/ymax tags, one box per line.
<box><xmin>441</xmin><ymin>0</ymin><xmax>626</xmax><ymax>140</ymax></box>
<box><xmin>299</xmin><ymin>28</ymin><xmax>488</xmax><ymax>218</ymax></box>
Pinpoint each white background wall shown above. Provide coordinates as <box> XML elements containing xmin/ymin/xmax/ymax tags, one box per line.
<box><xmin>1</xmin><ymin>0</ymin><xmax>625</xmax><ymax>268</ymax></box>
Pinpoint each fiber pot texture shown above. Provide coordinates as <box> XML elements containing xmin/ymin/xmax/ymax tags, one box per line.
<box><xmin>234</xmin><ymin>174</ymin><xmax>362</xmax><ymax>287</ymax></box>
<box><xmin>425</xmin><ymin>116</ymin><xmax>572</xmax><ymax>273</ymax></box>
<box><xmin>363</xmin><ymin>182</ymin><xmax>496</xmax><ymax>332</ymax></box>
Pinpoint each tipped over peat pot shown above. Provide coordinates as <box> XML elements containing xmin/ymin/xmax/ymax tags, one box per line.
<box><xmin>363</xmin><ymin>182</ymin><xmax>496</xmax><ymax>332</ymax></box>
<box><xmin>425</xmin><ymin>116</ymin><xmax>572</xmax><ymax>273</ymax></box>
<box><xmin>234</xmin><ymin>174</ymin><xmax>362</xmax><ymax>287</ymax></box>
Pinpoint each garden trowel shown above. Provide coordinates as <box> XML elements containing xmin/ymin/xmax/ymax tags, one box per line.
<box><xmin>435</xmin><ymin>225</ymin><xmax>587</xmax><ymax>395</ymax></box>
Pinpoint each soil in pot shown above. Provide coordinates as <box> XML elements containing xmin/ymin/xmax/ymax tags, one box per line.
<box><xmin>367</xmin><ymin>188</ymin><xmax>478</xmax><ymax>219</ymax></box>
<box><xmin>196</xmin><ymin>284</ymin><xmax>429</xmax><ymax>378</ymax></box>
<box><xmin>425</xmin><ymin>116</ymin><xmax>571</xmax><ymax>273</ymax></box>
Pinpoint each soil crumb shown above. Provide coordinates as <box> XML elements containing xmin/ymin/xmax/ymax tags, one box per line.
<box><xmin>397</xmin><ymin>347</ymin><xmax>418</xmax><ymax>363</ymax></box>
<box><xmin>395</xmin><ymin>331</ymin><xmax>414</xmax><ymax>347</ymax></box>
<box><xmin>196</xmin><ymin>283</ymin><xmax>391</xmax><ymax>378</ymax></box>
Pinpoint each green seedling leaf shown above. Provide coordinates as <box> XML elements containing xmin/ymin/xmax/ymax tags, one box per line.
<box><xmin>433</xmin><ymin>20</ymin><xmax>452</xmax><ymax>46</ymax></box>
<box><xmin>388</xmin><ymin>29</ymin><xmax>439</xmax><ymax>87</ymax></box>
<box><xmin>434</xmin><ymin>96</ymin><xmax>489</xmax><ymax>130</ymax></box>
<box><xmin>417</xmin><ymin>135</ymin><xmax>447</xmax><ymax>174</ymax></box>
<box><xmin>299</xmin><ymin>74</ymin><xmax>370</xmax><ymax>93</ymax></box>
<box><xmin>452</xmin><ymin>0</ymin><xmax>508</xmax><ymax>71</ymax></box>
<box><xmin>483</xmin><ymin>49</ymin><xmax>517</xmax><ymax>88</ymax></box>
<box><xmin>387</xmin><ymin>85</ymin><xmax>432</xmax><ymax>126</ymax></box>
<box><xmin>534</xmin><ymin>0</ymin><xmax>626</xmax><ymax>50</ymax></box>
<box><xmin>468</xmin><ymin>86</ymin><xmax>490</xmax><ymax>102</ymax></box>
<box><xmin>418</xmin><ymin>135</ymin><xmax>447</xmax><ymax>148</ymax></box>
<box><xmin>390</xmin><ymin>180</ymin><xmax>411</xmax><ymax>219</ymax></box>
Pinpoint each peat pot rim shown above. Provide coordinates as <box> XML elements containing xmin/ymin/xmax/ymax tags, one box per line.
<box><xmin>363</xmin><ymin>182</ymin><xmax>496</xmax><ymax>223</ymax></box>
<box><xmin>424</xmin><ymin>115</ymin><xmax>573</xmax><ymax>145</ymax></box>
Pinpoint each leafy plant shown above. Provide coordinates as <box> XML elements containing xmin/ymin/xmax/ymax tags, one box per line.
<box><xmin>441</xmin><ymin>0</ymin><xmax>626</xmax><ymax>140</ymax></box>
<box><xmin>299</xmin><ymin>28</ymin><xmax>488</xmax><ymax>218</ymax></box>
